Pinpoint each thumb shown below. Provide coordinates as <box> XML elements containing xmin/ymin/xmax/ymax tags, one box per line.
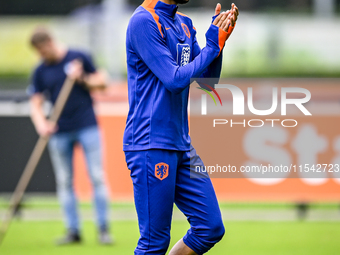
<box><xmin>215</xmin><ymin>3</ymin><xmax>221</xmax><ymax>16</ymax></box>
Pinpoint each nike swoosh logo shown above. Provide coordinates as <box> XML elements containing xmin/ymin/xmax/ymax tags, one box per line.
<box><xmin>166</xmin><ymin>27</ymin><xmax>171</xmax><ymax>30</ymax></box>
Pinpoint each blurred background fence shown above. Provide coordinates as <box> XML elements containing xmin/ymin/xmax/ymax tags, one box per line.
<box><xmin>1</xmin><ymin>6</ymin><xmax>340</xmax><ymax>254</ymax></box>
<box><xmin>1</xmin><ymin>0</ymin><xmax>340</xmax><ymax>86</ymax></box>
<box><xmin>1</xmin><ymin>0</ymin><xmax>340</xmax><ymax>203</ymax></box>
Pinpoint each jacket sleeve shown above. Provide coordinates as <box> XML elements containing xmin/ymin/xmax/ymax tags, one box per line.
<box><xmin>192</xmin><ymin>34</ymin><xmax>223</xmax><ymax>80</ymax></box>
<box><xmin>128</xmin><ymin>12</ymin><xmax>227</xmax><ymax>94</ymax></box>
<box><xmin>192</xmin><ymin>15</ymin><xmax>236</xmax><ymax>81</ymax></box>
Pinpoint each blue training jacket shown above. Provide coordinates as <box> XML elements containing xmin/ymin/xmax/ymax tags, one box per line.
<box><xmin>123</xmin><ymin>0</ymin><xmax>227</xmax><ymax>152</ymax></box>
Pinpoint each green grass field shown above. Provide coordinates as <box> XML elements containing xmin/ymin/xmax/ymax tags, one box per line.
<box><xmin>1</xmin><ymin>199</ymin><xmax>339</xmax><ymax>254</ymax></box>
<box><xmin>1</xmin><ymin>220</ymin><xmax>340</xmax><ymax>255</ymax></box>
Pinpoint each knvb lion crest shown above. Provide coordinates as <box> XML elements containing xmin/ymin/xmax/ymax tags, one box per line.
<box><xmin>155</xmin><ymin>163</ymin><xmax>169</xmax><ymax>181</ymax></box>
<box><xmin>181</xmin><ymin>23</ymin><xmax>191</xmax><ymax>39</ymax></box>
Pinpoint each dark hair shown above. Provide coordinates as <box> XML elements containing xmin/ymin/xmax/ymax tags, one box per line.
<box><xmin>30</xmin><ymin>27</ymin><xmax>53</xmax><ymax>47</ymax></box>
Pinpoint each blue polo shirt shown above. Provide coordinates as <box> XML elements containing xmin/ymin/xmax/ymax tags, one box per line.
<box><xmin>29</xmin><ymin>50</ymin><xmax>97</xmax><ymax>133</ymax></box>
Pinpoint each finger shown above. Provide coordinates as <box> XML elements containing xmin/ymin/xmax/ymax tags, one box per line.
<box><xmin>212</xmin><ymin>14</ymin><xmax>222</xmax><ymax>26</ymax></box>
<box><xmin>215</xmin><ymin>12</ymin><xmax>224</xmax><ymax>27</ymax></box>
<box><xmin>222</xmin><ymin>17</ymin><xmax>231</xmax><ymax>31</ymax></box>
<box><xmin>227</xmin><ymin>10</ymin><xmax>233</xmax><ymax>19</ymax></box>
<box><xmin>234</xmin><ymin>6</ymin><xmax>239</xmax><ymax>16</ymax></box>
<box><xmin>232</xmin><ymin>11</ymin><xmax>238</xmax><ymax>22</ymax></box>
<box><xmin>228</xmin><ymin>16</ymin><xmax>232</xmax><ymax>27</ymax></box>
<box><xmin>216</xmin><ymin>14</ymin><xmax>224</xmax><ymax>27</ymax></box>
<box><xmin>226</xmin><ymin>14</ymin><xmax>234</xmax><ymax>27</ymax></box>
<box><xmin>232</xmin><ymin>7</ymin><xmax>239</xmax><ymax>18</ymax></box>
<box><xmin>226</xmin><ymin>13</ymin><xmax>233</xmax><ymax>25</ymax></box>
<box><xmin>231</xmin><ymin>16</ymin><xmax>235</xmax><ymax>27</ymax></box>
<box><xmin>221</xmin><ymin>15</ymin><xmax>229</xmax><ymax>30</ymax></box>
<box><xmin>227</xmin><ymin>11</ymin><xmax>235</xmax><ymax>24</ymax></box>
<box><xmin>215</xmin><ymin>3</ymin><xmax>221</xmax><ymax>16</ymax></box>
<box><xmin>225</xmin><ymin>22</ymin><xmax>231</xmax><ymax>32</ymax></box>
<box><xmin>231</xmin><ymin>3</ymin><xmax>239</xmax><ymax>16</ymax></box>
<box><xmin>217</xmin><ymin>12</ymin><xmax>228</xmax><ymax>28</ymax></box>
<box><xmin>232</xmin><ymin>12</ymin><xmax>238</xmax><ymax>25</ymax></box>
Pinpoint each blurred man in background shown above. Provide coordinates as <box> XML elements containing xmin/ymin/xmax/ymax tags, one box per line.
<box><xmin>28</xmin><ymin>27</ymin><xmax>113</xmax><ymax>245</ymax></box>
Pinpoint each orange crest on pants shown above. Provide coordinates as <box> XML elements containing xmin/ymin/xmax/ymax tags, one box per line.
<box><xmin>155</xmin><ymin>163</ymin><xmax>169</xmax><ymax>181</ymax></box>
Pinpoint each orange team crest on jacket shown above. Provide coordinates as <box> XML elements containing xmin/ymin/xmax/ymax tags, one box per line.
<box><xmin>181</xmin><ymin>23</ymin><xmax>191</xmax><ymax>39</ymax></box>
<box><xmin>155</xmin><ymin>163</ymin><xmax>169</xmax><ymax>181</ymax></box>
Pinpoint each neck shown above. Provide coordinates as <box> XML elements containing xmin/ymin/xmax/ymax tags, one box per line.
<box><xmin>160</xmin><ymin>0</ymin><xmax>177</xmax><ymax>5</ymax></box>
<box><xmin>55</xmin><ymin>43</ymin><xmax>67</xmax><ymax>60</ymax></box>
<box><xmin>47</xmin><ymin>44</ymin><xmax>67</xmax><ymax>64</ymax></box>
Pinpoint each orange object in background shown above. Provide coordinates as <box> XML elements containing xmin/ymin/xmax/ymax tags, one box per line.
<box><xmin>73</xmin><ymin>80</ymin><xmax>340</xmax><ymax>203</ymax></box>
<box><xmin>73</xmin><ymin>115</ymin><xmax>340</xmax><ymax>203</ymax></box>
<box><xmin>74</xmin><ymin>116</ymin><xmax>132</xmax><ymax>201</ymax></box>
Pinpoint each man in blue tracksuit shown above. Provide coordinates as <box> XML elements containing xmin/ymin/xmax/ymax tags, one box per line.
<box><xmin>124</xmin><ymin>1</ymin><xmax>238</xmax><ymax>254</ymax></box>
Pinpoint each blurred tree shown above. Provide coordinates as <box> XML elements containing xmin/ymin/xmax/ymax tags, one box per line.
<box><xmin>126</xmin><ymin>0</ymin><xmax>340</xmax><ymax>13</ymax></box>
<box><xmin>1</xmin><ymin>0</ymin><xmax>339</xmax><ymax>15</ymax></box>
<box><xmin>0</xmin><ymin>0</ymin><xmax>102</xmax><ymax>15</ymax></box>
